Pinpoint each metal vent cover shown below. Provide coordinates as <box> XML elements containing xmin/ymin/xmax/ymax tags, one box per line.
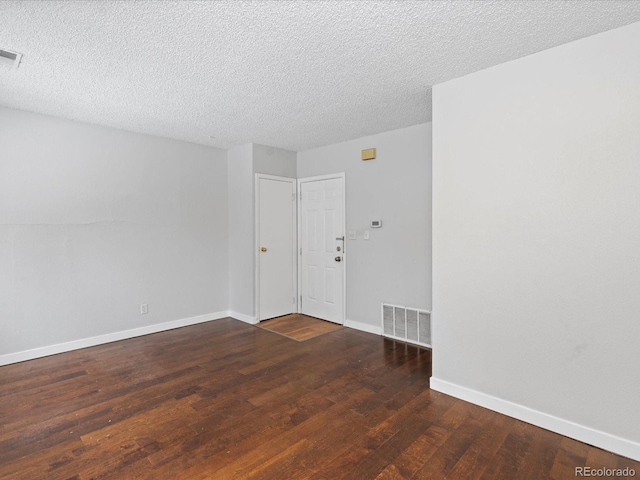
<box><xmin>0</xmin><ymin>49</ymin><xmax>22</xmax><ymax>69</ymax></box>
<box><xmin>381</xmin><ymin>303</ymin><xmax>431</xmax><ymax>348</ymax></box>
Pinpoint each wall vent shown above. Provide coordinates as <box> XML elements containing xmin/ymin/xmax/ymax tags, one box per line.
<box><xmin>0</xmin><ymin>49</ymin><xmax>22</xmax><ymax>70</ymax></box>
<box><xmin>382</xmin><ymin>303</ymin><xmax>431</xmax><ymax>348</ymax></box>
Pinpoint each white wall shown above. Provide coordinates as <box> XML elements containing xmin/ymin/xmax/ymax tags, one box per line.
<box><xmin>0</xmin><ymin>107</ymin><xmax>229</xmax><ymax>359</ymax></box>
<box><xmin>227</xmin><ymin>143</ymin><xmax>296</xmax><ymax>322</ymax></box>
<box><xmin>297</xmin><ymin>124</ymin><xmax>432</xmax><ymax>331</ymax></box>
<box><xmin>432</xmin><ymin>22</ymin><xmax>640</xmax><ymax>460</ymax></box>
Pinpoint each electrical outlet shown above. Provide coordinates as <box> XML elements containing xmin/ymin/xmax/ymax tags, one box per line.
<box><xmin>348</xmin><ymin>231</ymin><xmax>356</xmax><ymax>240</ymax></box>
<box><xmin>140</xmin><ymin>303</ymin><xmax>148</xmax><ymax>315</ymax></box>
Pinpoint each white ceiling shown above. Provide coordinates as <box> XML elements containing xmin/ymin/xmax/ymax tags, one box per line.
<box><xmin>1</xmin><ymin>1</ymin><xmax>640</xmax><ymax>152</ymax></box>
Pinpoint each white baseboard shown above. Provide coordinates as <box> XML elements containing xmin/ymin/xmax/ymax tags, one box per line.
<box><xmin>430</xmin><ymin>377</ymin><xmax>640</xmax><ymax>462</ymax></box>
<box><xmin>0</xmin><ymin>311</ymin><xmax>229</xmax><ymax>367</ymax></box>
<box><xmin>228</xmin><ymin>311</ymin><xmax>257</xmax><ymax>325</ymax></box>
<box><xmin>344</xmin><ymin>318</ymin><xmax>381</xmax><ymax>336</ymax></box>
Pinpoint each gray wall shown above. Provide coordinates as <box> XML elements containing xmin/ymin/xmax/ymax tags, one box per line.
<box><xmin>297</xmin><ymin>123</ymin><xmax>432</xmax><ymax>330</ymax></box>
<box><xmin>432</xmin><ymin>22</ymin><xmax>640</xmax><ymax>458</ymax></box>
<box><xmin>253</xmin><ymin>144</ymin><xmax>297</xmax><ymax>178</ymax></box>
<box><xmin>0</xmin><ymin>107</ymin><xmax>229</xmax><ymax>356</ymax></box>
<box><xmin>227</xmin><ymin>143</ymin><xmax>255</xmax><ymax>320</ymax></box>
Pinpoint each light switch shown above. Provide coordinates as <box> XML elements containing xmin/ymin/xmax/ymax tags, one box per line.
<box><xmin>364</xmin><ymin>231</ymin><xmax>370</xmax><ymax>240</ymax></box>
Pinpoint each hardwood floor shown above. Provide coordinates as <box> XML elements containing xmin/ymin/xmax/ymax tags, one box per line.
<box><xmin>0</xmin><ymin>318</ymin><xmax>637</xmax><ymax>479</ymax></box>
<box><xmin>258</xmin><ymin>314</ymin><xmax>343</xmax><ymax>341</ymax></box>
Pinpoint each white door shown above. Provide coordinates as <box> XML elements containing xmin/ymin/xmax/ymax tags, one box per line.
<box><xmin>299</xmin><ymin>175</ymin><xmax>345</xmax><ymax>324</ymax></box>
<box><xmin>257</xmin><ymin>175</ymin><xmax>296</xmax><ymax>321</ymax></box>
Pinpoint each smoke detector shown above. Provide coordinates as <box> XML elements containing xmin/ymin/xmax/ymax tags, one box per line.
<box><xmin>0</xmin><ymin>49</ymin><xmax>23</xmax><ymax>70</ymax></box>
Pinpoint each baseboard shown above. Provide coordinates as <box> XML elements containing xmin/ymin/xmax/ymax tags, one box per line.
<box><xmin>0</xmin><ymin>311</ymin><xmax>229</xmax><ymax>367</ymax></box>
<box><xmin>228</xmin><ymin>311</ymin><xmax>257</xmax><ymax>325</ymax></box>
<box><xmin>344</xmin><ymin>318</ymin><xmax>382</xmax><ymax>336</ymax></box>
<box><xmin>430</xmin><ymin>377</ymin><xmax>640</xmax><ymax>462</ymax></box>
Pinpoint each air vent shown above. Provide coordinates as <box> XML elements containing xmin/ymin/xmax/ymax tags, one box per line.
<box><xmin>0</xmin><ymin>49</ymin><xmax>22</xmax><ymax>70</ymax></box>
<box><xmin>382</xmin><ymin>303</ymin><xmax>431</xmax><ymax>348</ymax></box>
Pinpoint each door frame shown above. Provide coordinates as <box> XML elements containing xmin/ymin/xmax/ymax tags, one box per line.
<box><xmin>297</xmin><ymin>173</ymin><xmax>347</xmax><ymax>325</ymax></box>
<box><xmin>254</xmin><ymin>174</ymin><xmax>298</xmax><ymax>323</ymax></box>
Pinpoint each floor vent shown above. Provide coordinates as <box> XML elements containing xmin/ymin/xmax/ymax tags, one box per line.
<box><xmin>382</xmin><ymin>303</ymin><xmax>431</xmax><ymax>348</ymax></box>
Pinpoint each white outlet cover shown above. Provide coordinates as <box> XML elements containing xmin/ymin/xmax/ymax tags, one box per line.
<box><xmin>348</xmin><ymin>231</ymin><xmax>356</xmax><ymax>240</ymax></box>
<box><xmin>364</xmin><ymin>231</ymin><xmax>370</xmax><ymax>240</ymax></box>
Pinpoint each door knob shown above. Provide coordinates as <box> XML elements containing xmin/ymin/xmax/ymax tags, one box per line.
<box><xmin>335</xmin><ymin>256</ymin><xmax>342</xmax><ymax>262</ymax></box>
<box><xmin>261</xmin><ymin>247</ymin><xmax>267</xmax><ymax>252</ymax></box>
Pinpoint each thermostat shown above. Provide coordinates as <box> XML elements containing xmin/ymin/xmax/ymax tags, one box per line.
<box><xmin>370</xmin><ymin>220</ymin><xmax>382</xmax><ymax>228</ymax></box>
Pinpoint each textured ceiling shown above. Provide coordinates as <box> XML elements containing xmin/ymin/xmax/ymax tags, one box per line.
<box><xmin>1</xmin><ymin>1</ymin><xmax>640</xmax><ymax>151</ymax></box>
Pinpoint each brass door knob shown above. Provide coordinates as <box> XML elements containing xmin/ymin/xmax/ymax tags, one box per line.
<box><xmin>335</xmin><ymin>256</ymin><xmax>342</xmax><ymax>262</ymax></box>
<box><xmin>261</xmin><ymin>247</ymin><xmax>267</xmax><ymax>252</ymax></box>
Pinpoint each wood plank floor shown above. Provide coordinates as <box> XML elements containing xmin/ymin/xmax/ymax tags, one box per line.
<box><xmin>258</xmin><ymin>314</ymin><xmax>343</xmax><ymax>341</ymax></box>
<box><xmin>0</xmin><ymin>318</ymin><xmax>638</xmax><ymax>479</ymax></box>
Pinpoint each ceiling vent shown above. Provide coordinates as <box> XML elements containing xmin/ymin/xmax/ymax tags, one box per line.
<box><xmin>0</xmin><ymin>49</ymin><xmax>22</xmax><ymax>70</ymax></box>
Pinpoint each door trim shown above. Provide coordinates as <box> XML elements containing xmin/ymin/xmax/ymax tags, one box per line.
<box><xmin>297</xmin><ymin>173</ymin><xmax>347</xmax><ymax>325</ymax></box>
<box><xmin>254</xmin><ymin>174</ymin><xmax>297</xmax><ymax>323</ymax></box>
